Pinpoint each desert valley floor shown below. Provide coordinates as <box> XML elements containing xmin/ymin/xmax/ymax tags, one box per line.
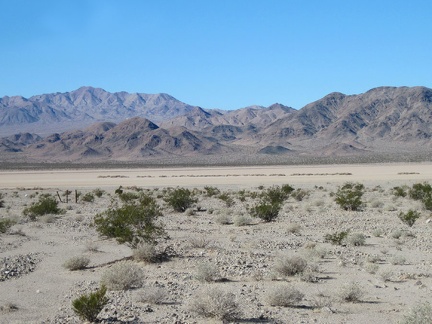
<box><xmin>1</xmin><ymin>162</ymin><xmax>432</xmax><ymax>323</ymax></box>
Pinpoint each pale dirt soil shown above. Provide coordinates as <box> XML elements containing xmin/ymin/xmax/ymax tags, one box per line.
<box><xmin>1</xmin><ymin>163</ymin><xmax>432</xmax><ymax>324</ymax></box>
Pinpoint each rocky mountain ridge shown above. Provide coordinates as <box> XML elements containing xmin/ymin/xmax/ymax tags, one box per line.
<box><xmin>0</xmin><ymin>86</ymin><xmax>431</xmax><ymax>163</ymax></box>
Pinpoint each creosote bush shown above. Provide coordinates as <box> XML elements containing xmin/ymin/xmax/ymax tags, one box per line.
<box><xmin>164</xmin><ymin>187</ymin><xmax>197</xmax><ymax>212</ymax></box>
<box><xmin>409</xmin><ymin>182</ymin><xmax>432</xmax><ymax>211</ymax></box>
<box><xmin>189</xmin><ymin>287</ymin><xmax>241</xmax><ymax>321</ymax></box>
<box><xmin>324</xmin><ymin>231</ymin><xmax>349</xmax><ymax>245</ymax></box>
<box><xmin>23</xmin><ymin>194</ymin><xmax>64</xmax><ymax>219</ymax></box>
<box><xmin>250</xmin><ymin>201</ymin><xmax>281</xmax><ymax>222</ymax></box>
<box><xmin>266</xmin><ymin>285</ymin><xmax>304</xmax><ymax>307</ymax></box>
<box><xmin>63</xmin><ymin>256</ymin><xmax>90</xmax><ymax>271</ymax></box>
<box><xmin>94</xmin><ymin>195</ymin><xmax>165</xmax><ymax>248</ymax></box>
<box><xmin>398</xmin><ymin>210</ymin><xmax>421</xmax><ymax>227</ymax></box>
<box><xmin>81</xmin><ymin>192</ymin><xmax>95</xmax><ymax>203</ymax></box>
<box><xmin>101</xmin><ymin>261</ymin><xmax>144</xmax><ymax>290</ymax></box>
<box><xmin>334</xmin><ymin>182</ymin><xmax>364</xmax><ymax>211</ymax></box>
<box><xmin>72</xmin><ymin>285</ymin><xmax>109</xmax><ymax>323</ymax></box>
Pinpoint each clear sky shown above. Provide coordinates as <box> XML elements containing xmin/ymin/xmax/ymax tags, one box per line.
<box><xmin>1</xmin><ymin>0</ymin><xmax>431</xmax><ymax>110</ymax></box>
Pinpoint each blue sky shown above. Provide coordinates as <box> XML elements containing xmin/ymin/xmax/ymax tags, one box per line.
<box><xmin>1</xmin><ymin>0</ymin><xmax>431</xmax><ymax>110</ymax></box>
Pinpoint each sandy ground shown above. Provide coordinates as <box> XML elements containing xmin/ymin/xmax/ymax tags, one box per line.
<box><xmin>1</xmin><ymin>162</ymin><xmax>432</xmax><ymax>324</ymax></box>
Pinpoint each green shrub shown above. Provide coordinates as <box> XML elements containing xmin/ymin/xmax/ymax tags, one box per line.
<box><xmin>261</xmin><ymin>185</ymin><xmax>291</xmax><ymax>205</ymax></box>
<box><xmin>291</xmin><ymin>188</ymin><xmax>309</xmax><ymax>201</ymax></box>
<box><xmin>398</xmin><ymin>210</ymin><xmax>421</xmax><ymax>227</ymax></box>
<box><xmin>409</xmin><ymin>182</ymin><xmax>432</xmax><ymax>200</ymax></box>
<box><xmin>164</xmin><ymin>187</ymin><xmax>197</xmax><ymax>212</ymax></box>
<box><xmin>23</xmin><ymin>194</ymin><xmax>63</xmax><ymax>219</ymax></box>
<box><xmin>0</xmin><ymin>193</ymin><xmax>5</xmax><ymax>208</ymax></box>
<box><xmin>72</xmin><ymin>285</ymin><xmax>109</xmax><ymax>322</ymax></box>
<box><xmin>204</xmin><ymin>186</ymin><xmax>220</xmax><ymax>197</ymax></box>
<box><xmin>94</xmin><ymin>197</ymin><xmax>165</xmax><ymax>248</ymax></box>
<box><xmin>334</xmin><ymin>182</ymin><xmax>364</xmax><ymax>211</ymax></box>
<box><xmin>409</xmin><ymin>183</ymin><xmax>432</xmax><ymax>211</ymax></box>
<box><xmin>93</xmin><ymin>188</ymin><xmax>104</xmax><ymax>198</ymax></box>
<box><xmin>218</xmin><ymin>192</ymin><xmax>234</xmax><ymax>207</ymax></box>
<box><xmin>0</xmin><ymin>218</ymin><xmax>15</xmax><ymax>233</ymax></box>
<box><xmin>81</xmin><ymin>192</ymin><xmax>95</xmax><ymax>203</ymax></box>
<box><xmin>324</xmin><ymin>230</ymin><xmax>349</xmax><ymax>245</ymax></box>
<box><xmin>392</xmin><ymin>186</ymin><xmax>407</xmax><ymax>197</ymax></box>
<box><xmin>250</xmin><ymin>201</ymin><xmax>281</xmax><ymax>222</ymax></box>
<box><xmin>118</xmin><ymin>191</ymin><xmax>139</xmax><ymax>203</ymax></box>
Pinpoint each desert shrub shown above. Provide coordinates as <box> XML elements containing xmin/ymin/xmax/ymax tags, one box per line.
<box><xmin>0</xmin><ymin>302</ymin><xmax>19</xmax><ymax>313</ymax></box>
<box><xmin>262</xmin><ymin>185</ymin><xmax>290</xmax><ymax>205</ymax></box>
<box><xmin>85</xmin><ymin>241</ymin><xmax>100</xmax><ymax>253</ymax></box>
<box><xmin>398</xmin><ymin>210</ymin><xmax>421</xmax><ymax>227</ymax></box>
<box><xmin>81</xmin><ymin>192</ymin><xmax>95</xmax><ymax>203</ymax></box>
<box><xmin>93</xmin><ymin>188</ymin><xmax>104</xmax><ymax>198</ymax></box>
<box><xmin>138</xmin><ymin>286</ymin><xmax>167</xmax><ymax>305</ymax></box>
<box><xmin>233</xmin><ymin>215</ymin><xmax>252</xmax><ymax>226</ymax></box>
<box><xmin>401</xmin><ymin>301</ymin><xmax>432</xmax><ymax>324</ymax></box>
<box><xmin>338</xmin><ymin>282</ymin><xmax>364</xmax><ymax>302</ymax></box>
<box><xmin>218</xmin><ymin>192</ymin><xmax>234</xmax><ymax>207</ymax></box>
<box><xmin>250</xmin><ymin>201</ymin><xmax>281</xmax><ymax>222</ymax></box>
<box><xmin>189</xmin><ymin>287</ymin><xmax>241</xmax><ymax>321</ymax></box>
<box><xmin>101</xmin><ymin>261</ymin><xmax>144</xmax><ymax>290</ymax></box>
<box><xmin>188</xmin><ymin>236</ymin><xmax>211</xmax><ymax>248</ymax></box>
<box><xmin>286</xmin><ymin>223</ymin><xmax>301</xmax><ymax>234</ymax></box>
<box><xmin>63</xmin><ymin>256</ymin><xmax>90</xmax><ymax>271</ymax></box>
<box><xmin>215</xmin><ymin>213</ymin><xmax>231</xmax><ymax>225</ymax></box>
<box><xmin>346</xmin><ymin>233</ymin><xmax>366</xmax><ymax>246</ymax></box>
<box><xmin>94</xmin><ymin>197</ymin><xmax>165</xmax><ymax>248</ymax></box>
<box><xmin>204</xmin><ymin>186</ymin><xmax>220</xmax><ymax>197</ymax></box>
<box><xmin>132</xmin><ymin>242</ymin><xmax>158</xmax><ymax>263</ymax></box>
<box><xmin>409</xmin><ymin>183</ymin><xmax>432</xmax><ymax>211</ymax></box>
<box><xmin>291</xmin><ymin>188</ymin><xmax>309</xmax><ymax>201</ymax></box>
<box><xmin>390</xmin><ymin>255</ymin><xmax>406</xmax><ymax>265</ymax></box>
<box><xmin>334</xmin><ymin>182</ymin><xmax>364</xmax><ymax>211</ymax></box>
<box><xmin>118</xmin><ymin>191</ymin><xmax>139</xmax><ymax>203</ymax></box>
<box><xmin>409</xmin><ymin>182</ymin><xmax>432</xmax><ymax>200</ymax></box>
<box><xmin>164</xmin><ymin>187</ymin><xmax>197</xmax><ymax>212</ymax></box>
<box><xmin>0</xmin><ymin>218</ymin><xmax>15</xmax><ymax>234</ymax></box>
<box><xmin>195</xmin><ymin>262</ymin><xmax>220</xmax><ymax>282</ymax></box>
<box><xmin>281</xmin><ymin>184</ymin><xmax>295</xmax><ymax>195</ymax></box>
<box><xmin>266</xmin><ymin>285</ymin><xmax>304</xmax><ymax>307</ymax></box>
<box><xmin>23</xmin><ymin>194</ymin><xmax>63</xmax><ymax>219</ymax></box>
<box><xmin>0</xmin><ymin>193</ymin><xmax>4</xmax><ymax>208</ymax></box>
<box><xmin>72</xmin><ymin>285</ymin><xmax>109</xmax><ymax>323</ymax></box>
<box><xmin>391</xmin><ymin>229</ymin><xmax>404</xmax><ymax>239</ymax></box>
<box><xmin>324</xmin><ymin>230</ymin><xmax>349</xmax><ymax>245</ymax></box>
<box><xmin>274</xmin><ymin>255</ymin><xmax>308</xmax><ymax>277</ymax></box>
<box><xmin>392</xmin><ymin>186</ymin><xmax>408</xmax><ymax>197</ymax></box>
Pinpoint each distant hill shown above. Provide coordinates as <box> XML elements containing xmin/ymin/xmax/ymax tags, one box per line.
<box><xmin>0</xmin><ymin>86</ymin><xmax>431</xmax><ymax>163</ymax></box>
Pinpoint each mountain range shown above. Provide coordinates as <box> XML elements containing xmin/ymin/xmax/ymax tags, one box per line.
<box><xmin>0</xmin><ymin>86</ymin><xmax>431</xmax><ymax>164</ymax></box>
